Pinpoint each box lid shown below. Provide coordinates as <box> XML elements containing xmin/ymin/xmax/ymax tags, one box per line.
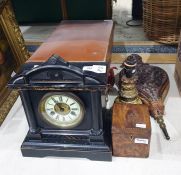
<box><xmin>27</xmin><ymin>20</ymin><xmax>114</xmax><ymax>63</ymax></box>
<box><xmin>112</xmin><ymin>103</ymin><xmax>151</xmax><ymax>134</ymax></box>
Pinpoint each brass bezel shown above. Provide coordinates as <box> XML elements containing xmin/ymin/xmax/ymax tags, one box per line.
<box><xmin>38</xmin><ymin>92</ymin><xmax>85</xmax><ymax>129</ymax></box>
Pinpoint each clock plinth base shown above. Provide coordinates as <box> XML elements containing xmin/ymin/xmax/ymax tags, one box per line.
<box><xmin>21</xmin><ymin>134</ymin><xmax>112</xmax><ymax>161</ymax></box>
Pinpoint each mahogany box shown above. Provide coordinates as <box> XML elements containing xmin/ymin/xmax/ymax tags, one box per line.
<box><xmin>175</xmin><ymin>31</ymin><xmax>181</xmax><ymax>95</ymax></box>
<box><xmin>112</xmin><ymin>103</ymin><xmax>151</xmax><ymax>158</ymax></box>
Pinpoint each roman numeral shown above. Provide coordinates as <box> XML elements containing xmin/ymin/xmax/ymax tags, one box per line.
<box><xmin>47</xmin><ymin>108</ymin><xmax>54</xmax><ymax>110</ymax></box>
<box><xmin>71</xmin><ymin>108</ymin><xmax>78</xmax><ymax>111</ymax></box>
<box><xmin>59</xmin><ymin>96</ymin><xmax>63</xmax><ymax>102</ymax></box>
<box><xmin>51</xmin><ymin>97</ymin><xmax>58</xmax><ymax>104</ymax></box>
<box><xmin>70</xmin><ymin>102</ymin><xmax>75</xmax><ymax>106</ymax></box>
<box><xmin>71</xmin><ymin>111</ymin><xmax>76</xmax><ymax>116</ymax></box>
<box><xmin>50</xmin><ymin>111</ymin><xmax>55</xmax><ymax>116</ymax></box>
<box><xmin>66</xmin><ymin>98</ymin><xmax>69</xmax><ymax>103</ymax></box>
<box><xmin>55</xmin><ymin>115</ymin><xmax>59</xmax><ymax>120</ymax></box>
<box><xmin>48</xmin><ymin>102</ymin><xmax>53</xmax><ymax>106</ymax></box>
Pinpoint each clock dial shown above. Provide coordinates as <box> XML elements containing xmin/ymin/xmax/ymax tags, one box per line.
<box><xmin>39</xmin><ymin>92</ymin><xmax>85</xmax><ymax>129</ymax></box>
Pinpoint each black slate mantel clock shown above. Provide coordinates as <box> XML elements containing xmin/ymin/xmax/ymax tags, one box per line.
<box><xmin>9</xmin><ymin>55</ymin><xmax>112</xmax><ymax>161</ymax></box>
<box><xmin>9</xmin><ymin>20</ymin><xmax>113</xmax><ymax>161</ymax></box>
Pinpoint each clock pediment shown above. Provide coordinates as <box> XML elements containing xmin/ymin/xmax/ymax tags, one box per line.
<box><xmin>9</xmin><ymin>55</ymin><xmax>108</xmax><ymax>89</ymax></box>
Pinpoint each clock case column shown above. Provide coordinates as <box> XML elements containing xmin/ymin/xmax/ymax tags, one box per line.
<box><xmin>9</xmin><ymin>56</ymin><xmax>112</xmax><ymax>161</ymax></box>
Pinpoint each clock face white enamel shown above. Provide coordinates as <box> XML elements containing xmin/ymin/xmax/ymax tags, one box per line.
<box><xmin>39</xmin><ymin>92</ymin><xmax>85</xmax><ymax>129</ymax></box>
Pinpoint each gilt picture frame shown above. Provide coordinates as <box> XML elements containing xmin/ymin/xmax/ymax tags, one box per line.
<box><xmin>0</xmin><ymin>0</ymin><xmax>30</xmax><ymax>125</ymax></box>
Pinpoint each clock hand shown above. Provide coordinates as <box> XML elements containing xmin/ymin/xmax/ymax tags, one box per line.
<box><xmin>57</xmin><ymin>103</ymin><xmax>68</xmax><ymax>113</ymax></box>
